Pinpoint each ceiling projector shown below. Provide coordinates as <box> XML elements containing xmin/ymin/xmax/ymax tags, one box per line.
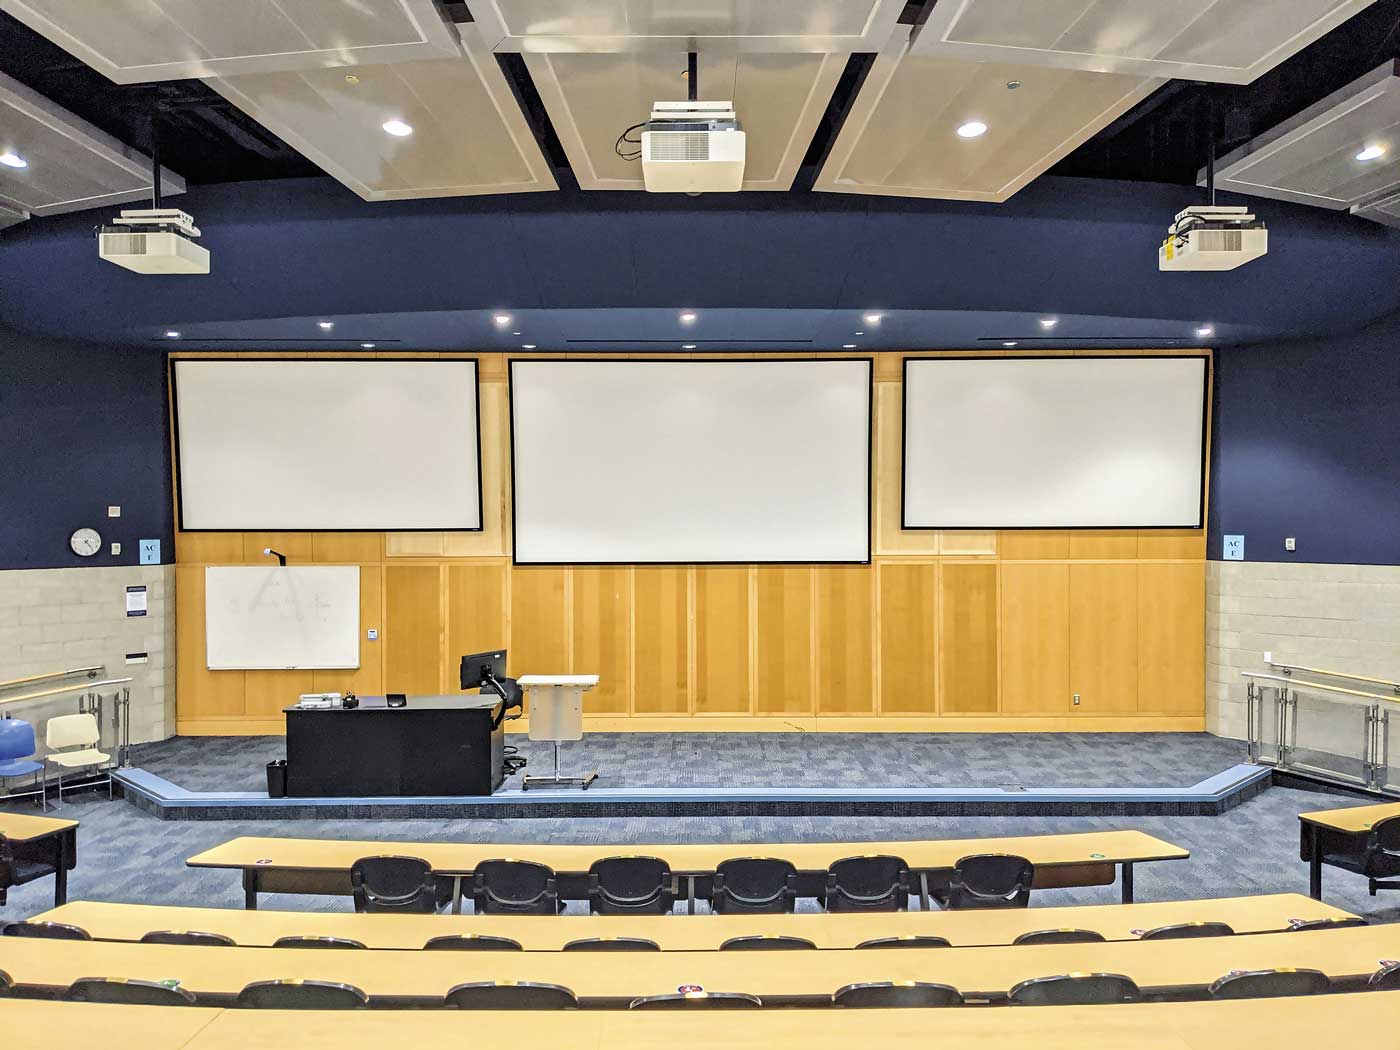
<box><xmin>99</xmin><ymin>207</ymin><xmax>210</xmax><ymax>274</ymax></box>
<box><xmin>1159</xmin><ymin>205</ymin><xmax>1267</xmax><ymax>271</ymax></box>
<box><xmin>641</xmin><ymin>101</ymin><xmax>746</xmax><ymax>194</ymax></box>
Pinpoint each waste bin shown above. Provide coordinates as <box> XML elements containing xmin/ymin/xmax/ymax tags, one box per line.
<box><xmin>266</xmin><ymin>759</ymin><xmax>288</xmax><ymax>798</ymax></box>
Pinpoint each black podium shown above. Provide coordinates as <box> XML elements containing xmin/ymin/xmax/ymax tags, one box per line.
<box><xmin>283</xmin><ymin>695</ymin><xmax>505</xmax><ymax>797</ymax></box>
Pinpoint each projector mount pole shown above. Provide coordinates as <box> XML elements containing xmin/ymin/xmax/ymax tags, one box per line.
<box><xmin>1203</xmin><ymin>87</ymin><xmax>1216</xmax><ymax>207</ymax></box>
<box><xmin>150</xmin><ymin>98</ymin><xmax>162</xmax><ymax>209</ymax></box>
<box><xmin>688</xmin><ymin>51</ymin><xmax>698</xmax><ymax>102</ymax></box>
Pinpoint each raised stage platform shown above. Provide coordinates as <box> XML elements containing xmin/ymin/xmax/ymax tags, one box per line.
<box><xmin>115</xmin><ymin>733</ymin><xmax>1271</xmax><ymax>821</ymax></box>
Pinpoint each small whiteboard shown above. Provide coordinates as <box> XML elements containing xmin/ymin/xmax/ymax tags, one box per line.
<box><xmin>205</xmin><ymin>566</ymin><xmax>360</xmax><ymax>670</ymax></box>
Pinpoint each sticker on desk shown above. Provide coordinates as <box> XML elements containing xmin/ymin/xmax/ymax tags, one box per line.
<box><xmin>677</xmin><ymin>985</ymin><xmax>703</xmax><ymax>995</ymax></box>
<box><xmin>1090</xmin><ymin>853</ymin><xmax>1106</xmax><ymax>859</ymax></box>
<box><xmin>256</xmin><ymin>858</ymin><xmax>272</xmax><ymax>865</ymax></box>
<box><xmin>1130</xmin><ymin>929</ymin><xmax>1146</xmax><ymax>937</ymax></box>
<box><xmin>125</xmin><ymin>585</ymin><xmax>147</xmax><ymax>617</ymax></box>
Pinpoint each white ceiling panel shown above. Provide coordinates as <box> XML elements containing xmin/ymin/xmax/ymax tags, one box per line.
<box><xmin>0</xmin><ymin>0</ymin><xmax>460</xmax><ymax>83</ymax></box>
<box><xmin>1353</xmin><ymin>186</ymin><xmax>1400</xmax><ymax>228</ymax></box>
<box><xmin>0</xmin><ymin>200</ymin><xmax>26</xmax><ymax>231</ymax></box>
<box><xmin>525</xmin><ymin>50</ymin><xmax>845</xmax><ymax>190</ymax></box>
<box><xmin>912</xmin><ymin>0</ymin><xmax>1379</xmax><ymax>84</ymax></box>
<box><xmin>206</xmin><ymin>33</ymin><xmax>556</xmax><ymax>202</ymax></box>
<box><xmin>0</xmin><ymin>71</ymin><xmax>184</xmax><ymax>217</ymax></box>
<box><xmin>815</xmin><ymin>29</ymin><xmax>1161</xmax><ymax>203</ymax></box>
<box><xmin>1203</xmin><ymin>60</ymin><xmax>1400</xmax><ymax>209</ymax></box>
<box><xmin>471</xmin><ymin>0</ymin><xmax>904</xmax><ymax>53</ymax></box>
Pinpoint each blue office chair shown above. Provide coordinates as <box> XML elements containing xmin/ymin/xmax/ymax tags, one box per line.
<box><xmin>0</xmin><ymin>718</ymin><xmax>45</xmax><ymax>811</ymax></box>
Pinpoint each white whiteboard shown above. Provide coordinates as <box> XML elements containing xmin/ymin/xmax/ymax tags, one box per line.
<box><xmin>174</xmin><ymin>359</ymin><xmax>481</xmax><ymax>530</ymax></box>
<box><xmin>903</xmin><ymin>357</ymin><xmax>1207</xmax><ymax>528</ymax></box>
<box><xmin>511</xmin><ymin>359</ymin><xmax>871</xmax><ymax>564</ymax></box>
<box><xmin>205</xmin><ymin>566</ymin><xmax>360</xmax><ymax>670</ymax></box>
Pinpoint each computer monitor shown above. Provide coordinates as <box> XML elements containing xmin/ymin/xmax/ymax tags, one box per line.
<box><xmin>460</xmin><ymin>649</ymin><xmax>507</xmax><ymax>692</ymax></box>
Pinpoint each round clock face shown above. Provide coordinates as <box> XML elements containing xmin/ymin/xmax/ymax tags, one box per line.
<box><xmin>70</xmin><ymin>527</ymin><xmax>102</xmax><ymax>557</ymax></box>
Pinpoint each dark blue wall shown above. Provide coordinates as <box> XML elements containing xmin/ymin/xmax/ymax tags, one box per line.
<box><xmin>1208</xmin><ymin>309</ymin><xmax>1400</xmax><ymax>566</ymax></box>
<box><xmin>0</xmin><ymin>328</ymin><xmax>172</xmax><ymax>569</ymax></box>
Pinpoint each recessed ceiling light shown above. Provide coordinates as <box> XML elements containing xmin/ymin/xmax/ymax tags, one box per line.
<box><xmin>164</xmin><ymin>330</ymin><xmax>180</xmax><ymax>339</ymax></box>
<box><xmin>1356</xmin><ymin>144</ymin><xmax>1386</xmax><ymax>162</ymax></box>
<box><xmin>1194</xmin><ymin>326</ymin><xmax>1214</xmax><ymax>338</ymax></box>
<box><xmin>956</xmin><ymin>121</ymin><xmax>988</xmax><ymax>139</ymax></box>
<box><xmin>317</xmin><ymin>321</ymin><xmax>334</xmax><ymax>330</ymax></box>
<box><xmin>511</xmin><ymin>331</ymin><xmax>521</xmax><ymax>336</ymax></box>
<box><xmin>0</xmin><ymin>152</ymin><xmax>27</xmax><ymax>168</ymax></box>
<box><xmin>382</xmin><ymin>119</ymin><xmax>413</xmax><ymax>137</ymax></box>
<box><xmin>361</xmin><ymin>342</ymin><xmax>376</xmax><ymax>349</ymax></box>
<box><xmin>493</xmin><ymin>313</ymin><xmax>512</xmax><ymax>326</ymax></box>
<box><xmin>854</xmin><ymin>330</ymin><xmax>864</xmax><ymax>336</ymax></box>
<box><xmin>521</xmin><ymin>344</ymin><xmax>537</xmax><ymax>350</ymax></box>
<box><xmin>1003</xmin><ymin>341</ymin><xmax>1018</xmax><ymax>348</ymax></box>
<box><xmin>842</xmin><ymin>344</ymin><xmax>857</xmax><ymax>349</ymax></box>
<box><xmin>862</xmin><ymin>313</ymin><xmax>882</xmax><ymax>325</ymax></box>
<box><xmin>1039</xmin><ymin>317</ymin><xmax>1058</xmax><ymax>329</ymax></box>
<box><xmin>679</xmin><ymin>311</ymin><xmax>697</xmax><ymax>323</ymax></box>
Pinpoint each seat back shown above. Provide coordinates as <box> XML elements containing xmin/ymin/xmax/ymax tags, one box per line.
<box><xmin>272</xmin><ymin>935</ymin><xmax>366</xmax><ymax>950</ymax></box>
<box><xmin>424</xmin><ymin>934</ymin><xmax>523</xmax><ymax>951</ymax></box>
<box><xmin>1013</xmin><ymin>929</ymin><xmax>1107</xmax><ymax>946</ymax></box>
<box><xmin>1372</xmin><ymin>816</ymin><xmax>1400</xmax><ymax>852</ymax></box>
<box><xmin>1209</xmin><ymin>968</ymin><xmax>1330</xmax><ymax>1000</ymax></box>
<box><xmin>629</xmin><ymin>992</ymin><xmax>762</xmax><ymax>1010</ymax></box>
<box><xmin>68</xmin><ymin>978</ymin><xmax>196</xmax><ymax>1006</ymax></box>
<box><xmin>833</xmin><ymin>982</ymin><xmax>963</xmax><ymax>1008</ymax></box>
<box><xmin>1287</xmin><ymin>917</ymin><xmax>1367</xmax><ymax>932</ymax></box>
<box><xmin>824</xmin><ymin>855</ymin><xmax>909</xmax><ymax>912</ymax></box>
<box><xmin>720</xmin><ymin>935</ymin><xmax>817</xmax><ymax>951</ymax></box>
<box><xmin>1139</xmin><ymin>922</ymin><xmax>1235</xmax><ymax>941</ymax></box>
<box><xmin>1369</xmin><ymin>961</ymin><xmax>1400</xmax><ymax>990</ymax></box>
<box><xmin>947</xmin><ymin>853</ymin><xmax>1034</xmax><ymax>909</ymax></box>
<box><xmin>140</xmin><ymin>930</ymin><xmax>236</xmax><ymax>947</ymax></box>
<box><xmin>562</xmin><ymin>937</ymin><xmax>661</xmax><ymax>952</ymax></box>
<box><xmin>711</xmin><ymin>858</ymin><xmax>797</xmax><ymax>914</ymax></box>
<box><xmin>0</xmin><ymin>969</ymin><xmax>11</xmax><ymax>997</ymax></box>
<box><xmin>45</xmin><ymin>713</ymin><xmax>99</xmax><ymax>751</ymax></box>
<box><xmin>351</xmin><ymin>855</ymin><xmax>438</xmax><ymax>914</ymax></box>
<box><xmin>0</xmin><ymin>719</ymin><xmax>37</xmax><ymax>762</ymax></box>
<box><xmin>238</xmin><ymin>979</ymin><xmax>368</xmax><ymax>1010</ymax></box>
<box><xmin>855</xmin><ymin>935</ymin><xmax>952</xmax><ymax>950</ymax></box>
<box><xmin>445</xmin><ymin>982</ymin><xmax>578</xmax><ymax>1010</ymax></box>
<box><xmin>588</xmin><ymin>856</ymin><xmax>674</xmax><ymax>916</ymax></box>
<box><xmin>1008</xmin><ymin>973</ymin><xmax>1141</xmax><ymax>1006</ymax></box>
<box><xmin>3</xmin><ymin>920</ymin><xmax>90</xmax><ymax>941</ymax></box>
<box><xmin>472</xmin><ymin>859</ymin><xmax>558</xmax><ymax>915</ymax></box>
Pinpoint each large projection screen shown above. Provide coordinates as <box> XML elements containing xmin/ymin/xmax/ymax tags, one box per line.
<box><xmin>511</xmin><ymin>359</ymin><xmax>871</xmax><ymax>564</ymax></box>
<box><xmin>173</xmin><ymin>358</ymin><xmax>481</xmax><ymax>531</ymax></box>
<box><xmin>903</xmin><ymin>356</ymin><xmax>1208</xmax><ymax>529</ymax></box>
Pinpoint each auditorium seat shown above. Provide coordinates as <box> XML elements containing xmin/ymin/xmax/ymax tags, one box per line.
<box><xmin>943</xmin><ymin>854</ymin><xmax>1034</xmax><ymax>909</ymax></box>
<box><xmin>710</xmin><ymin>858</ymin><xmax>798</xmax><ymax>914</ymax></box>
<box><xmin>1321</xmin><ymin>816</ymin><xmax>1400</xmax><ymax>895</ymax></box>
<box><xmin>424</xmin><ymin>934</ymin><xmax>523</xmax><ymax>951</ymax></box>
<box><xmin>471</xmin><ymin>859</ymin><xmax>560</xmax><ymax>915</ymax></box>
<box><xmin>1139</xmin><ymin>922</ymin><xmax>1235</xmax><ymax>941</ymax></box>
<box><xmin>2</xmin><ymin>920</ymin><xmax>89</xmax><ymax>940</ymax></box>
<box><xmin>238</xmin><ymin>979</ymin><xmax>368</xmax><ymax>1009</ymax></box>
<box><xmin>833</xmin><ymin>982</ymin><xmax>963</xmax><ymax>1008</ymax></box>
<box><xmin>1369</xmin><ymin>962</ymin><xmax>1400</xmax><ymax>990</ymax></box>
<box><xmin>1208</xmin><ymin>969</ymin><xmax>1330</xmax><ymax>1000</ymax></box>
<box><xmin>140</xmin><ymin>930</ymin><xmax>236</xmax><ymax>947</ymax></box>
<box><xmin>1013</xmin><ymin>929</ymin><xmax>1107</xmax><ymax>946</ymax></box>
<box><xmin>0</xmin><ymin>969</ymin><xmax>11</xmax><ymax>997</ymax></box>
<box><xmin>562</xmin><ymin>937</ymin><xmax>661</xmax><ymax>951</ymax></box>
<box><xmin>856</xmin><ymin>935</ymin><xmax>952</xmax><ymax>949</ymax></box>
<box><xmin>823</xmin><ymin>855</ymin><xmax>909</xmax><ymax>912</ymax></box>
<box><xmin>351</xmin><ymin>855</ymin><xmax>449</xmax><ymax>914</ymax></box>
<box><xmin>445</xmin><ymin>982</ymin><xmax>578</xmax><ymax>1010</ymax></box>
<box><xmin>67</xmin><ymin>978</ymin><xmax>197</xmax><ymax>1006</ymax></box>
<box><xmin>1287</xmin><ymin>917</ymin><xmax>1368</xmax><ymax>932</ymax></box>
<box><xmin>629</xmin><ymin>992</ymin><xmax>763</xmax><ymax>1010</ymax></box>
<box><xmin>719</xmin><ymin>935</ymin><xmax>817</xmax><ymax>951</ymax></box>
<box><xmin>587</xmin><ymin>856</ymin><xmax>675</xmax><ymax>915</ymax></box>
<box><xmin>1008</xmin><ymin>973</ymin><xmax>1141</xmax><ymax>1006</ymax></box>
<box><xmin>272</xmin><ymin>935</ymin><xmax>366</xmax><ymax>950</ymax></box>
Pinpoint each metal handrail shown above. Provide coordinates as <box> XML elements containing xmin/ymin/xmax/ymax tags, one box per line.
<box><xmin>1270</xmin><ymin>660</ymin><xmax>1400</xmax><ymax>695</ymax></box>
<box><xmin>0</xmin><ymin>677</ymin><xmax>134</xmax><ymax>707</ymax></box>
<box><xmin>1241</xmin><ymin>671</ymin><xmax>1395</xmax><ymax>702</ymax></box>
<box><xmin>0</xmin><ymin>666</ymin><xmax>104</xmax><ymax>692</ymax></box>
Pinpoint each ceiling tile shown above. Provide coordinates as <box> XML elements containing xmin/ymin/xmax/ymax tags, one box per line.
<box><xmin>1353</xmin><ymin>185</ymin><xmax>1400</xmax><ymax>227</ymax></box>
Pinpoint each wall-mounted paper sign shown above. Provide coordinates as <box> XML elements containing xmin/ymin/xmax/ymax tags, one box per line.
<box><xmin>126</xmin><ymin>585</ymin><xmax>148</xmax><ymax>617</ymax></box>
<box><xmin>139</xmin><ymin>539</ymin><xmax>160</xmax><ymax>565</ymax></box>
<box><xmin>1223</xmin><ymin>535</ymin><xmax>1245</xmax><ymax>561</ymax></box>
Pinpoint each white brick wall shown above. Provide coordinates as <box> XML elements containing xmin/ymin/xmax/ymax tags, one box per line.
<box><xmin>0</xmin><ymin>564</ymin><xmax>175</xmax><ymax>756</ymax></box>
<box><xmin>1207</xmin><ymin>561</ymin><xmax>1400</xmax><ymax>749</ymax></box>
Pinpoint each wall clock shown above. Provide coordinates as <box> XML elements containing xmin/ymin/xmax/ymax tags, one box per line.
<box><xmin>69</xmin><ymin>527</ymin><xmax>102</xmax><ymax>556</ymax></box>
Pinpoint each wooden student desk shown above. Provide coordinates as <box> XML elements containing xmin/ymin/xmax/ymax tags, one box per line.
<box><xmin>0</xmin><ymin>811</ymin><xmax>78</xmax><ymax>907</ymax></box>
<box><xmin>1</xmin><ymin>922</ymin><xmax>1394</xmax><ymax>1005</ymax></box>
<box><xmin>1298</xmin><ymin>799</ymin><xmax>1400</xmax><ymax>899</ymax></box>
<box><xmin>187</xmin><ymin>829</ymin><xmax>1188</xmax><ymax>911</ymax></box>
<box><xmin>33</xmin><ymin>893</ymin><xmax>1356</xmax><ymax>952</ymax></box>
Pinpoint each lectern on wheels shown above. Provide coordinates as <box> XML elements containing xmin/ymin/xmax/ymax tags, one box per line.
<box><xmin>518</xmin><ymin>674</ymin><xmax>599</xmax><ymax>790</ymax></box>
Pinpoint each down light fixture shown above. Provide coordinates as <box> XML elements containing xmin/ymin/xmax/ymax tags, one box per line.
<box><xmin>0</xmin><ymin>152</ymin><xmax>26</xmax><ymax>168</ymax></box>
<box><xmin>382</xmin><ymin>119</ymin><xmax>414</xmax><ymax>137</ymax></box>
<box><xmin>1356</xmin><ymin>144</ymin><xmax>1386</xmax><ymax>162</ymax></box>
<box><xmin>1003</xmin><ymin>341</ymin><xmax>1018</xmax><ymax>348</ymax></box>
<box><xmin>493</xmin><ymin>313</ymin><xmax>512</xmax><ymax>326</ymax></box>
<box><xmin>1039</xmin><ymin>317</ymin><xmax>1058</xmax><ymax>330</ymax></box>
<box><xmin>679</xmin><ymin>311</ymin><xmax>698</xmax><ymax>324</ymax></box>
<box><xmin>842</xmin><ymin>344</ymin><xmax>857</xmax><ymax>349</ymax></box>
<box><xmin>361</xmin><ymin>342</ymin><xmax>376</xmax><ymax>349</ymax></box>
<box><xmin>317</xmin><ymin>321</ymin><xmax>334</xmax><ymax>330</ymax></box>
<box><xmin>164</xmin><ymin>330</ymin><xmax>181</xmax><ymax>339</ymax></box>
<box><xmin>956</xmin><ymin>121</ymin><xmax>988</xmax><ymax>139</ymax></box>
<box><xmin>1194</xmin><ymin>325</ymin><xmax>1214</xmax><ymax>338</ymax></box>
<box><xmin>862</xmin><ymin>313</ymin><xmax>882</xmax><ymax>325</ymax></box>
<box><xmin>681</xmin><ymin>343</ymin><xmax>697</xmax><ymax>349</ymax></box>
<box><xmin>521</xmin><ymin>343</ymin><xmax>537</xmax><ymax>350</ymax></box>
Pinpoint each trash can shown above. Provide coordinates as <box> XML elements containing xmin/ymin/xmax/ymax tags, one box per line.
<box><xmin>266</xmin><ymin>759</ymin><xmax>288</xmax><ymax>798</ymax></box>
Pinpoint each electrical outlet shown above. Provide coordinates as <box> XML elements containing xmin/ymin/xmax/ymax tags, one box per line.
<box><xmin>1073</xmin><ymin>693</ymin><xmax>1081</xmax><ymax>706</ymax></box>
<box><xmin>107</xmin><ymin>505</ymin><xmax>121</xmax><ymax>517</ymax></box>
<box><xmin>110</xmin><ymin>542</ymin><xmax>121</xmax><ymax>556</ymax></box>
<box><xmin>367</xmin><ymin>628</ymin><xmax>379</xmax><ymax>641</ymax></box>
<box><xmin>1284</xmin><ymin>537</ymin><xmax>1296</xmax><ymax>552</ymax></box>
<box><xmin>1264</xmin><ymin>651</ymin><xmax>1273</xmax><ymax>664</ymax></box>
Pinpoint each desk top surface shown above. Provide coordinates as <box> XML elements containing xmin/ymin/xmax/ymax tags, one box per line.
<box><xmin>34</xmin><ymin>894</ymin><xmax>1353</xmax><ymax>951</ymax></box>
<box><xmin>1</xmin><ymin>923</ymin><xmax>1393</xmax><ymax>999</ymax></box>
<box><xmin>1299</xmin><ymin>799</ymin><xmax>1400</xmax><ymax>833</ymax></box>
<box><xmin>284</xmin><ymin>695</ymin><xmax>499</xmax><ymax>714</ymax></box>
<box><xmin>518</xmin><ymin>675</ymin><xmax>599</xmax><ymax>687</ymax></box>
<box><xmin>0</xmin><ymin>811</ymin><xmax>78</xmax><ymax>841</ymax></box>
<box><xmin>187</xmin><ymin>829</ymin><xmax>1187</xmax><ymax>874</ymax></box>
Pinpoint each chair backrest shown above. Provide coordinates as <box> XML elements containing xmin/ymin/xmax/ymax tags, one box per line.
<box><xmin>445</xmin><ymin>982</ymin><xmax>579</xmax><ymax>1010</ymax></box>
<box><xmin>3</xmin><ymin>920</ymin><xmax>90</xmax><ymax>941</ymax></box>
<box><xmin>272</xmin><ymin>935</ymin><xmax>366</xmax><ymax>950</ymax></box>
<box><xmin>1139</xmin><ymin>922</ymin><xmax>1235</xmax><ymax>941</ymax></box>
<box><xmin>1008</xmin><ymin>973</ymin><xmax>1141</xmax><ymax>1006</ymax></box>
<box><xmin>629</xmin><ymin>992</ymin><xmax>762</xmax><ymax>1010</ymax></box>
<box><xmin>472</xmin><ymin>859</ymin><xmax>558</xmax><ymax>915</ymax></box>
<box><xmin>833</xmin><ymin>981</ymin><xmax>964</xmax><ymax>1008</ymax></box>
<box><xmin>46</xmin><ymin>713</ymin><xmax>99</xmax><ymax>751</ymax></box>
<box><xmin>351</xmin><ymin>855</ymin><xmax>438</xmax><ymax>914</ymax></box>
<box><xmin>825</xmin><ymin>855</ymin><xmax>909</xmax><ymax>912</ymax></box>
<box><xmin>0</xmin><ymin>969</ymin><xmax>11</xmax><ymax>997</ymax></box>
<box><xmin>1369</xmin><ymin>961</ymin><xmax>1400</xmax><ymax>990</ymax></box>
<box><xmin>711</xmin><ymin>858</ymin><xmax>798</xmax><ymax>914</ymax></box>
<box><xmin>238</xmin><ymin>979</ymin><xmax>368</xmax><ymax>1009</ymax></box>
<box><xmin>588</xmin><ymin>856</ymin><xmax>674</xmax><ymax>915</ymax></box>
<box><xmin>140</xmin><ymin>930</ymin><xmax>236</xmax><ymax>947</ymax></box>
<box><xmin>0</xmin><ymin>718</ymin><xmax>37</xmax><ymax>761</ymax></box>
<box><xmin>1013</xmin><ymin>929</ymin><xmax>1107</xmax><ymax>946</ymax></box>
<box><xmin>947</xmin><ymin>853</ymin><xmax>1035</xmax><ymax>909</ymax></box>
<box><xmin>68</xmin><ymin>978</ymin><xmax>197</xmax><ymax>1006</ymax></box>
<box><xmin>1287</xmin><ymin>917</ymin><xmax>1368</xmax><ymax>932</ymax></box>
<box><xmin>720</xmin><ymin>935</ymin><xmax>817</xmax><ymax>951</ymax></box>
<box><xmin>1208</xmin><ymin>968</ymin><xmax>1330</xmax><ymax>1000</ymax></box>
<box><xmin>562</xmin><ymin>937</ymin><xmax>661</xmax><ymax>952</ymax></box>
<box><xmin>856</xmin><ymin>935</ymin><xmax>953</xmax><ymax>950</ymax></box>
<box><xmin>1372</xmin><ymin>816</ymin><xmax>1400</xmax><ymax>851</ymax></box>
<box><xmin>424</xmin><ymin>934</ymin><xmax>523</xmax><ymax>951</ymax></box>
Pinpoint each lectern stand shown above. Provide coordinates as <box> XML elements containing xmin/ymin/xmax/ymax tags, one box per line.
<box><xmin>518</xmin><ymin>674</ymin><xmax>599</xmax><ymax>790</ymax></box>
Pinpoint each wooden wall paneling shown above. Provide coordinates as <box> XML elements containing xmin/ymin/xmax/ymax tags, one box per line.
<box><xmin>633</xmin><ymin>567</ymin><xmax>690</xmax><ymax>715</ymax></box>
<box><xmin>243</xmin><ymin>670</ymin><xmax>314</xmax><ymax>719</ymax></box>
<box><xmin>873</xmin><ymin>380</ymin><xmax>938</xmax><ymax>556</ymax></box>
<box><xmin>1137</xmin><ymin>562</ymin><xmax>1206</xmax><ymax>716</ymax></box>
<box><xmin>755</xmin><ymin>567</ymin><xmax>814</xmax><ymax>715</ymax></box>
<box><xmin>1069</xmin><ymin>563</ymin><xmax>1139</xmax><ymax>714</ymax></box>
<box><xmin>876</xmin><ymin>562</ymin><xmax>937</xmax><ymax>714</ymax></box>
<box><xmin>998</xmin><ymin>531</ymin><xmax>1071</xmax><ymax>560</ymax></box>
<box><xmin>1068</xmin><ymin>530</ymin><xmax>1139</xmax><ymax>559</ymax></box>
<box><xmin>1137</xmin><ymin>529</ymin><xmax>1207</xmax><ymax>559</ymax></box>
<box><xmin>815</xmin><ymin>566</ymin><xmax>875</xmax><ymax>714</ymax></box>
<box><xmin>312</xmin><ymin>533</ymin><xmax>383</xmax><ymax>563</ymax></box>
<box><xmin>938</xmin><ymin>532</ymin><xmax>997</xmax><ymax>556</ymax></box>
<box><xmin>1000</xmin><ymin>563</ymin><xmax>1070</xmax><ymax>715</ymax></box>
<box><xmin>174</xmin><ymin>531</ymin><xmax>243</xmax><ymax>564</ymax></box>
<box><xmin>508</xmin><ymin>567</ymin><xmax>571</xmax><ymax>689</ymax></box>
<box><xmin>571</xmin><ymin>567</ymin><xmax>631</xmax><ymax>714</ymax></box>
<box><xmin>444</xmin><ymin>378</ymin><xmax>509</xmax><ymax>558</ymax></box>
<box><xmin>385</xmin><ymin>533</ymin><xmax>447</xmax><ymax>557</ymax></box>
<box><xmin>174</xmin><ymin>564</ymin><xmax>245</xmax><ymax>718</ymax></box>
<box><xmin>939</xmin><ymin>562</ymin><xmax>999</xmax><ymax>714</ymax></box>
<box><xmin>241</xmin><ymin>533</ymin><xmax>314</xmax><ymax>564</ymax></box>
<box><xmin>694</xmin><ymin>566</ymin><xmax>751</xmax><ymax>714</ymax></box>
<box><xmin>383</xmin><ymin>564</ymin><xmax>445</xmax><ymax>695</ymax></box>
<box><xmin>446</xmin><ymin>562</ymin><xmax>509</xmax><ymax>672</ymax></box>
<box><xmin>313</xmin><ymin>565</ymin><xmax>383</xmax><ymax>697</ymax></box>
